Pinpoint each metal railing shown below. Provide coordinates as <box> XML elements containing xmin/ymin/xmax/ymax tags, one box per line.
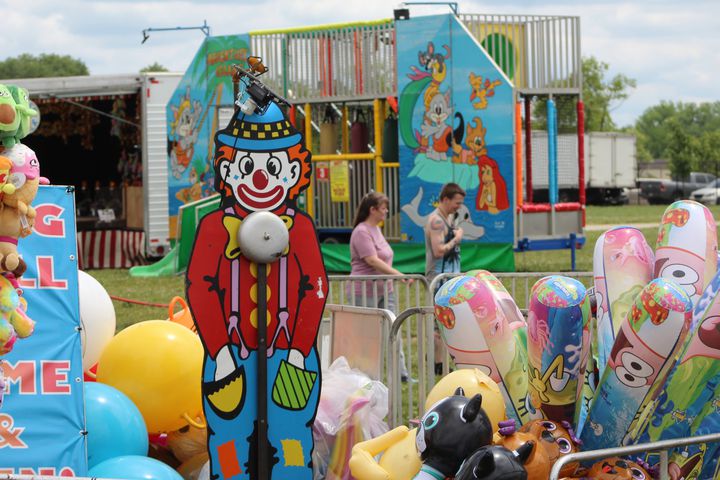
<box><xmin>250</xmin><ymin>20</ymin><xmax>396</xmax><ymax>104</ymax></box>
<box><xmin>459</xmin><ymin>13</ymin><xmax>582</xmax><ymax>95</ymax></box>
<box><xmin>550</xmin><ymin>432</ymin><xmax>720</xmax><ymax>480</ymax></box>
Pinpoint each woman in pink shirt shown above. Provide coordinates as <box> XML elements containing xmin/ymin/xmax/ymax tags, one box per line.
<box><xmin>349</xmin><ymin>192</ymin><xmax>403</xmax><ymax>310</ymax></box>
<box><xmin>349</xmin><ymin>191</ymin><xmax>411</xmax><ymax>380</ymax></box>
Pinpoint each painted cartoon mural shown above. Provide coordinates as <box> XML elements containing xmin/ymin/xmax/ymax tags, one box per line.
<box><xmin>397</xmin><ymin>15</ymin><xmax>514</xmax><ymax>243</ymax></box>
<box><xmin>167</xmin><ymin>34</ymin><xmax>251</xmax><ymax>235</ymax></box>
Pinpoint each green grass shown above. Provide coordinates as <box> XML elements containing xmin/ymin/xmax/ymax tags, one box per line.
<box><xmin>586</xmin><ymin>204</ymin><xmax>720</xmax><ymax>225</ymax></box>
<box><xmin>88</xmin><ymin>270</ymin><xmax>184</xmax><ymax>332</ymax></box>
<box><xmin>87</xmin><ymin>205</ymin><xmax>720</xmax><ymax>332</ymax></box>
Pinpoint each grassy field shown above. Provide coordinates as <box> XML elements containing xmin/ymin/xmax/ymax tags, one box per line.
<box><xmin>586</xmin><ymin>203</ymin><xmax>720</xmax><ymax>225</ymax></box>
<box><xmin>89</xmin><ymin>204</ymin><xmax>717</xmax><ymax>331</ymax></box>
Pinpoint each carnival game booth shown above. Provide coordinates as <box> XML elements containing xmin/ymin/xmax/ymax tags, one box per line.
<box><xmin>5</xmin><ymin>73</ymin><xmax>182</xmax><ymax>268</ymax></box>
<box><xmin>134</xmin><ymin>8</ymin><xmax>586</xmax><ymax>277</ymax></box>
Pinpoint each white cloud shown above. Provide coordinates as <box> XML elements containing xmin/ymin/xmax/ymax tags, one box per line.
<box><xmin>2</xmin><ymin>0</ymin><xmax>718</xmax><ymax>125</ymax></box>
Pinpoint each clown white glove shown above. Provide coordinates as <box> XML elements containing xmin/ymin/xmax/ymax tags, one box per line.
<box><xmin>214</xmin><ymin>345</ymin><xmax>237</xmax><ymax>382</ymax></box>
<box><xmin>288</xmin><ymin>348</ymin><xmax>305</xmax><ymax>370</ymax></box>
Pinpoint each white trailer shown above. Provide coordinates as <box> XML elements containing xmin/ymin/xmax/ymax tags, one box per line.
<box><xmin>5</xmin><ymin>72</ymin><xmax>182</xmax><ymax>257</ymax></box>
<box><xmin>527</xmin><ymin>131</ymin><xmax>636</xmax><ymax>204</ymax></box>
<box><xmin>140</xmin><ymin>73</ymin><xmax>182</xmax><ymax>257</ymax></box>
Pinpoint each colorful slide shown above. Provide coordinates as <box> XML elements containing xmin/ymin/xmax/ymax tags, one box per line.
<box><xmin>130</xmin><ymin>194</ymin><xmax>221</xmax><ymax>278</ymax></box>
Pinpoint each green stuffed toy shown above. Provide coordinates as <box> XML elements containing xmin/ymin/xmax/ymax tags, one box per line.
<box><xmin>0</xmin><ymin>84</ymin><xmax>20</xmax><ymax>149</ymax></box>
<box><xmin>8</xmin><ymin>86</ymin><xmax>38</xmax><ymax>143</ymax></box>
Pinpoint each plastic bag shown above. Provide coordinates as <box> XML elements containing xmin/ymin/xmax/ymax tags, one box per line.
<box><xmin>313</xmin><ymin>356</ymin><xmax>389</xmax><ymax>480</ymax></box>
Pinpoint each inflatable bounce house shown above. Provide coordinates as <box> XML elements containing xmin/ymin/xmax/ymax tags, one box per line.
<box><xmin>133</xmin><ymin>8</ymin><xmax>586</xmax><ymax>277</ymax></box>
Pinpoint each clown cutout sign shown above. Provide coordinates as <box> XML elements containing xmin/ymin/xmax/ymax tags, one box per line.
<box><xmin>186</xmin><ymin>90</ymin><xmax>327</xmax><ymax>479</ymax></box>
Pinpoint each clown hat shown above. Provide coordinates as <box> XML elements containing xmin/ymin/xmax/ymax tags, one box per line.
<box><xmin>215</xmin><ymin>102</ymin><xmax>301</xmax><ymax>151</ymax></box>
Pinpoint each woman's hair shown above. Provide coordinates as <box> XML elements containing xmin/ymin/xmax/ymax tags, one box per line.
<box><xmin>353</xmin><ymin>191</ymin><xmax>388</xmax><ymax>228</ymax></box>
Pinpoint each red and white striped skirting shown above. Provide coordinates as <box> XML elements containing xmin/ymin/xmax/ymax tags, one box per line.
<box><xmin>76</xmin><ymin>229</ymin><xmax>147</xmax><ymax>269</ymax></box>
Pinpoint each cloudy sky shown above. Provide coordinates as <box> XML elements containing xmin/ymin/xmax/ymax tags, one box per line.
<box><xmin>2</xmin><ymin>0</ymin><xmax>717</xmax><ymax>127</ymax></box>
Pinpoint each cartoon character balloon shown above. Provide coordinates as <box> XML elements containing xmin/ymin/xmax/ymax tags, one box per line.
<box><xmin>186</xmin><ymin>100</ymin><xmax>327</xmax><ymax>480</ymax></box>
<box><xmin>593</xmin><ymin>227</ymin><xmax>655</xmax><ymax>379</ymax></box>
<box><xmin>654</xmin><ymin>200</ymin><xmax>717</xmax><ymax>307</ymax></box>
<box><xmin>581</xmin><ymin>279</ymin><xmax>692</xmax><ymax>451</ymax></box>
<box><xmin>434</xmin><ymin>274</ymin><xmax>528</xmax><ymax>422</ymax></box>
<box><xmin>526</xmin><ymin>276</ymin><xmax>590</xmax><ymax>425</ymax></box>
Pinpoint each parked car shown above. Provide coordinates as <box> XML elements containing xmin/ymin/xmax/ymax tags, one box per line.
<box><xmin>690</xmin><ymin>179</ymin><xmax>720</xmax><ymax>205</ymax></box>
<box><xmin>638</xmin><ymin>172</ymin><xmax>717</xmax><ymax>204</ymax></box>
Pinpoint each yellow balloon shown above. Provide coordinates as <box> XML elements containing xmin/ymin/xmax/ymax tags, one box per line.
<box><xmin>425</xmin><ymin>369</ymin><xmax>506</xmax><ymax>431</ymax></box>
<box><xmin>97</xmin><ymin>320</ymin><xmax>204</xmax><ymax>433</ymax></box>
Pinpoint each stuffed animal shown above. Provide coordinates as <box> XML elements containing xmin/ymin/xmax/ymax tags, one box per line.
<box><xmin>415</xmin><ymin>388</ymin><xmax>493</xmax><ymax>479</ymax></box>
<box><xmin>0</xmin><ymin>204</ymin><xmax>33</xmax><ymax>276</ymax></box>
<box><xmin>0</xmin><ymin>273</ymin><xmax>34</xmax><ymax>355</ymax></box>
<box><xmin>455</xmin><ymin>443</ymin><xmax>534</xmax><ymax>480</ymax></box>
<box><xmin>0</xmin><ymin>85</ymin><xmax>20</xmax><ymax>149</ymax></box>
<box><xmin>0</xmin><ymin>143</ymin><xmax>44</xmax><ymax>276</ymax></box>
<box><xmin>2</xmin><ymin>143</ymin><xmax>44</xmax><ymax>217</ymax></box>
<box><xmin>7</xmin><ymin>86</ymin><xmax>37</xmax><ymax>143</ymax></box>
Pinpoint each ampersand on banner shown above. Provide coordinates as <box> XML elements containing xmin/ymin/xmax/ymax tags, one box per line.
<box><xmin>0</xmin><ymin>413</ymin><xmax>27</xmax><ymax>448</ymax></box>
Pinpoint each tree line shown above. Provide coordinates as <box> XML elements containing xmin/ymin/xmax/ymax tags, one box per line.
<box><xmin>1</xmin><ymin>53</ymin><xmax>717</xmax><ymax>179</ymax></box>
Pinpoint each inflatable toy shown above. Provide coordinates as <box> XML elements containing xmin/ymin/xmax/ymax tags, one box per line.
<box><xmin>89</xmin><ymin>454</ymin><xmax>183</xmax><ymax>480</ymax></box>
<box><xmin>593</xmin><ymin>227</ymin><xmax>655</xmax><ymax>379</ymax></box>
<box><xmin>425</xmin><ymin>368</ymin><xmax>506</xmax><ymax>432</ymax></box>
<box><xmin>434</xmin><ymin>274</ymin><xmax>528</xmax><ymax>422</ymax></box>
<box><xmin>518</xmin><ymin>420</ymin><xmax>580</xmax><ymax>478</ymax></box>
<box><xmin>168</xmin><ymin>296</ymin><xmax>196</xmax><ymax>333</ymax></box>
<box><xmin>526</xmin><ymin>276</ymin><xmax>590</xmax><ymax>425</ymax></box>
<box><xmin>78</xmin><ymin>270</ymin><xmax>116</xmax><ymax>371</ymax></box>
<box><xmin>498</xmin><ymin>431</ymin><xmax>551</xmax><ymax>480</ymax></box>
<box><xmin>654</xmin><ymin>200</ymin><xmax>717</xmax><ymax>307</ymax></box>
<box><xmin>96</xmin><ymin>320</ymin><xmax>204</xmax><ymax>433</ymax></box>
<box><xmin>467</xmin><ymin>269</ymin><xmax>529</xmax><ymax>422</ymax></box>
<box><xmin>633</xmin><ymin>269</ymin><xmax>720</xmax><ymax>476</ymax></box>
<box><xmin>415</xmin><ymin>388</ymin><xmax>493</xmax><ymax>479</ymax></box>
<box><xmin>581</xmin><ymin>278</ymin><xmax>692</xmax><ymax>451</ymax></box>
<box><xmin>455</xmin><ymin>443</ymin><xmax>533</xmax><ymax>480</ymax></box>
<box><xmin>84</xmin><ymin>382</ymin><xmax>149</xmax><ymax>468</ymax></box>
<box><xmin>349</xmin><ymin>425</ymin><xmax>421</xmax><ymax>480</ymax></box>
<box><xmin>583</xmin><ymin>456</ymin><xmax>652</xmax><ymax>479</ymax></box>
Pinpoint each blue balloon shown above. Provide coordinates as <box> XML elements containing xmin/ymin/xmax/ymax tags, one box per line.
<box><xmin>89</xmin><ymin>455</ymin><xmax>183</xmax><ymax>480</ymax></box>
<box><xmin>85</xmin><ymin>382</ymin><xmax>149</xmax><ymax>467</ymax></box>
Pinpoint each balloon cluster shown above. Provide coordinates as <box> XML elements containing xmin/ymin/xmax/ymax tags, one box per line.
<box><xmin>422</xmin><ymin>199</ymin><xmax>719</xmax><ymax>479</ymax></box>
<box><xmin>79</xmin><ymin>274</ymin><xmax>207</xmax><ymax>478</ymax></box>
<box><xmin>0</xmin><ymin>84</ymin><xmax>47</xmax><ymax>404</ymax></box>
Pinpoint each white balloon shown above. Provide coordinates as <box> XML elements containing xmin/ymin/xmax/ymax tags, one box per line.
<box><xmin>78</xmin><ymin>270</ymin><xmax>116</xmax><ymax>371</ymax></box>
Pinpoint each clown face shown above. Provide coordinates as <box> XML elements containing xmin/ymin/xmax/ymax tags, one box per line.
<box><xmin>220</xmin><ymin>149</ymin><xmax>301</xmax><ymax>212</ymax></box>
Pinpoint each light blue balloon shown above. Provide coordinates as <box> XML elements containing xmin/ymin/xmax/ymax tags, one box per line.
<box><xmin>89</xmin><ymin>455</ymin><xmax>183</xmax><ymax>480</ymax></box>
<box><xmin>85</xmin><ymin>382</ymin><xmax>149</xmax><ymax>468</ymax></box>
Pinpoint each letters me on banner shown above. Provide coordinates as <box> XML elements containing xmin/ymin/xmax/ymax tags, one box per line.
<box><xmin>0</xmin><ymin>186</ymin><xmax>86</xmax><ymax>475</ymax></box>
